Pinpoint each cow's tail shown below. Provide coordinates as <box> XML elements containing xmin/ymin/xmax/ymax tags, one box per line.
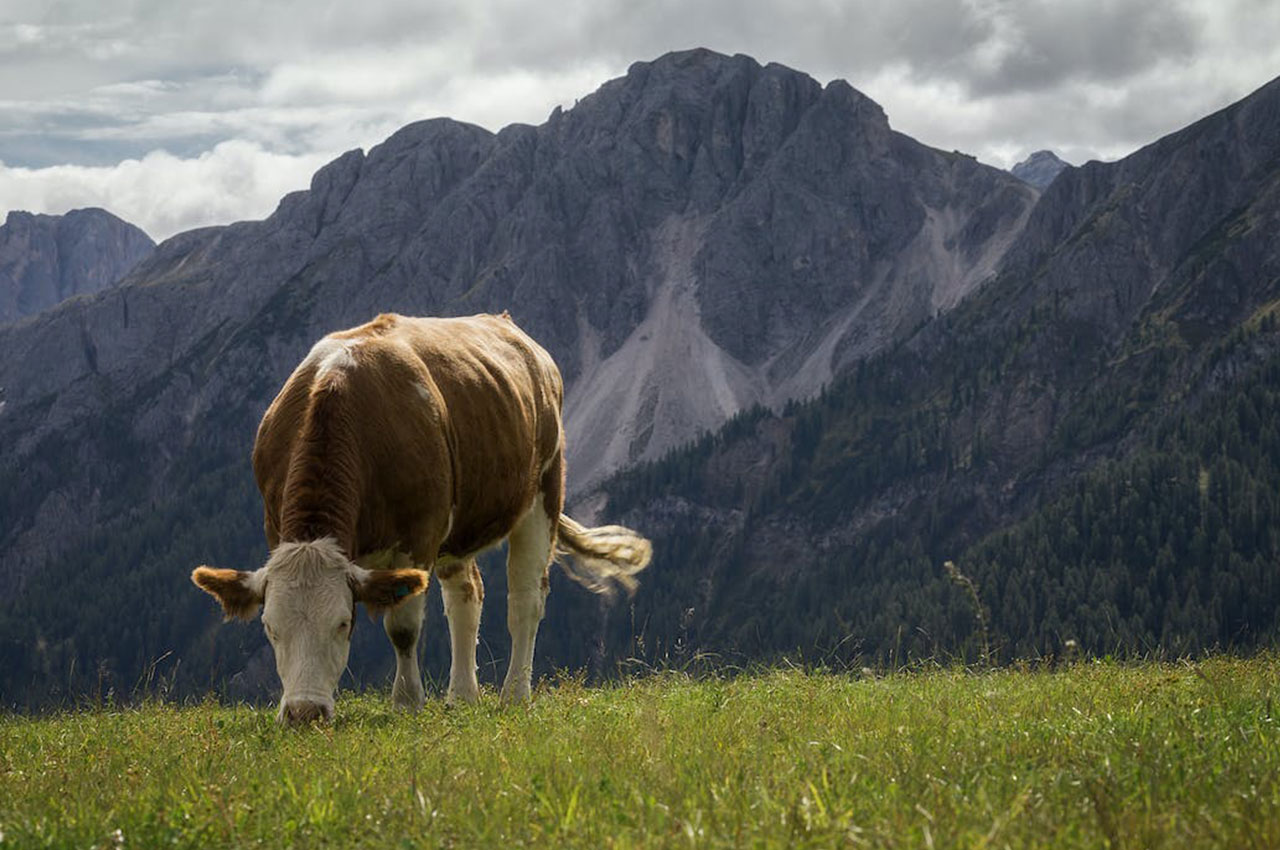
<box><xmin>554</xmin><ymin>515</ymin><xmax>652</xmax><ymax>595</ymax></box>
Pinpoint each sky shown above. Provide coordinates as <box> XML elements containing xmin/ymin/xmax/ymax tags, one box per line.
<box><xmin>1</xmin><ymin>0</ymin><xmax>1277</xmax><ymax>242</ymax></box>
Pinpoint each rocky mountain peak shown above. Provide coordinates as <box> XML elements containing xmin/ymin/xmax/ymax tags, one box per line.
<box><xmin>0</xmin><ymin>207</ymin><xmax>154</xmax><ymax>325</ymax></box>
<box><xmin>1010</xmin><ymin>149</ymin><xmax>1069</xmax><ymax>189</ymax></box>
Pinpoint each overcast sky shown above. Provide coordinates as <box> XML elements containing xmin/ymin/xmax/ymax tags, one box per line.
<box><xmin>2</xmin><ymin>0</ymin><xmax>1277</xmax><ymax>241</ymax></box>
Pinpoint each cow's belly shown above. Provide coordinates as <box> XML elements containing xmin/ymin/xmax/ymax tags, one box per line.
<box><xmin>356</xmin><ymin>542</ymin><xmax>502</xmax><ymax>574</ymax></box>
<box><xmin>356</xmin><ymin>496</ymin><xmax>535</xmax><ymax>573</ymax></box>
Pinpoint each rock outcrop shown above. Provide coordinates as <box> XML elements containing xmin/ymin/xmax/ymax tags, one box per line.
<box><xmin>0</xmin><ymin>208</ymin><xmax>154</xmax><ymax>325</ymax></box>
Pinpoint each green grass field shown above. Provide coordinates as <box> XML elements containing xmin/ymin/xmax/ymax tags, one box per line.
<box><xmin>1</xmin><ymin>657</ymin><xmax>1277</xmax><ymax>848</ymax></box>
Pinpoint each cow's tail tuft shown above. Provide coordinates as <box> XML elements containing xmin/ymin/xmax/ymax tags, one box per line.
<box><xmin>554</xmin><ymin>515</ymin><xmax>652</xmax><ymax>596</ymax></box>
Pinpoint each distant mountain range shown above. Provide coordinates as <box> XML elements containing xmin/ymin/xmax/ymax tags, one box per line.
<box><xmin>0</xmin><ymin>208</ymin><xmax>153</xmax><ymax>325</ymax></box>
<box><xmin>1</xmin><ymin>50</ymin><xmax>1277</xmax><ymax>703</ymax></box>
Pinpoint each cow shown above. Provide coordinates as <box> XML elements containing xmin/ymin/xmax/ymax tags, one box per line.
<box><xmin>191</xmin><ymin>312</ymin><xmax>651</xmax><ymax>725</ymax></box>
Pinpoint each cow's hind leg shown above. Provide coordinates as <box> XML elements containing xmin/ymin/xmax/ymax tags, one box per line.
<box><xmin>383</xmin><ymin>590</ymin><xmax>426</xmax><ymax>710</ymax></box>
<box><xmin>438</xmin><ymin>558</ymin><xmax>483</xmax><ymax>705</ymax></box>
<box><xmin>501</xmin><ymin>494</ymin><xmax>555</xmax><ymax>704</ymax></box>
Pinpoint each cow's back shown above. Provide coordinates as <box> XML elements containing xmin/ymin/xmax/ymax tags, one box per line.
<box><xmin>253</xmin><ymin>313</ymin><xmax>564</xmax><ymax>564</ymax></box>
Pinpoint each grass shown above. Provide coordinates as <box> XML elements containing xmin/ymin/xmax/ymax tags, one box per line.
<box><xmin>1</xmin><ymin>656</ymin><xmax>1278</xmax><ymax>848</ymax></box>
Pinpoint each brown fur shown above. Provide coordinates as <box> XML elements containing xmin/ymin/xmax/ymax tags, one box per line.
<box><xmin>354</xmin><ymin>568</ymin><xmax>430</xmax><ymax>614</ymax></box>
<box><xmin>460</xmin><ymin>560</ymin><xmax>485</xmax><ymax>604</ymax></box>
<box><xmin>253</xmin><ymin>313</ymin><xmax>562</xmax><ymax>565</ymax></box>
<box><xmin>278</xmin><ymin>372</ymin><xmax>363</xmax><ymax>550</ymax></box>
<box><xmin>191</xmin><ymin>566</ymin><xmax>263</xmax><ymax>620</ymax></box>
<box><xmin>250</xmin><ymin>312</ymin><xmax>650</xmax><ymax>598</ymax></box>
<box><xmin>435</xmin><ymin>561</ymin><xmax>467</xmax><ymax>581</ymax></box>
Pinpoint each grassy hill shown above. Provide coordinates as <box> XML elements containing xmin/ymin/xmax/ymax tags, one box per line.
<box><xmin>2</xmin><ymin>657</ymin><xmax>1277</xmax><ymax>848</ymax></box>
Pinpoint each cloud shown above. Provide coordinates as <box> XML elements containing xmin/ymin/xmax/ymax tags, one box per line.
<box><xmin>941</xmin><ymin>0</ymin><xmax>1202</xmax><ymax>96</ymax></box>
<box><xmin>868</xmin><ymin>0</ymin><xmax>1280</xmax><ymax>167</ymax></box>
<box><xmin>1</xmin><ymin>0</ymin><xmax>1277</xmax><ymax>235</ymax></box>
<box><xmin>0</xmin><ymin>141</ymin><xmax>331</xmax><ymax>241</ymax></box>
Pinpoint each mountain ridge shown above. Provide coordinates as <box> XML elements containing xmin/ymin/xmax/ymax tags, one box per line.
<box><xmin>20</xmin><ymin>48</ymin><xmax>1259</xmax><ymax>701</ymax></box>
<box><xmin>0</xmin><ymin>207</ymin><xmax>154</xmax><ymax>326</ymax></box>
<box><xmin>585</xmin><ymin>68</ymin><xmax>1280</xmax><ymax>668</ymax></box>
<box><xmin>1010</xmin><ymin>150</ymin><xmax>1067</xmax><ymax>189</ymax></box>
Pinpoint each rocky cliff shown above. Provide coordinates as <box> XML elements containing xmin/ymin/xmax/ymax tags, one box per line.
<box><xmin>0</xmin><ymin>208</ymin><xmax>154</xmax><ymax>325</ymax></box>
<box><xmin>590</xmin><ymin>74</ymin><xmax>1280</xmax><ymax>667</ymax></box>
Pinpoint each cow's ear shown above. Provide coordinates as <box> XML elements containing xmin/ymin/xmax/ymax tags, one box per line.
<box><xmin>353</xmin><ymin>568</ymin><xmax>429</xmax><ymax>615</ymax></box>
<box><xmin>191</xmin><ymin>566</ymin><xmax>266</xmax><ymax>621</ymax></box>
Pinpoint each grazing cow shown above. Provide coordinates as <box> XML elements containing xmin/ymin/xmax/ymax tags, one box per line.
<box><xmin>191</xmin><ymin>312</ymin><xmax>651</xmax><ymax>724</ymax></box>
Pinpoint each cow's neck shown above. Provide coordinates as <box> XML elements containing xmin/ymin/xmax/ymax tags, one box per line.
<box><xmin>279</xmin><ymin>375</ymin><xmax>361</xmax><ymax>556</ymax></box>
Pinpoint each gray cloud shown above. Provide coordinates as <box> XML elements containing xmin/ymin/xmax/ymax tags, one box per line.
<box><xmin>947</xmin><ymin>1</ymin><xmax>1202</xmax><ymax>96</ymax></box>
<box><xmin>1</xmin><ymin>0</ymin><xmax>1277</xmax><ymax>239</ymax></box>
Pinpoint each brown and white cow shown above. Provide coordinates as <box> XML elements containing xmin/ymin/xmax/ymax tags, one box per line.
<box><xmin>191</xmin><ymin>312</ymin><xmax>650</xmax><ymax>724</ymax></box>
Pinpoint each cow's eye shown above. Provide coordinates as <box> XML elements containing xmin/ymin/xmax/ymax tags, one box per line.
<box><xmin>264</xmin><ymin>623</ymin><xmax>277</xmax><ymax>642</ymax></box>
<box><xmin>337</xmin><ymin>620</ymin><xmax>350</xmax><ymax>635</ymax></box>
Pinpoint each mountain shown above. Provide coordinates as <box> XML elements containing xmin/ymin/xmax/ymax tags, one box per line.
<box><xmin>587</xmin><ymin>74</ymin><xmax>1280</xmax><ymax>668</ymax></box>
<box><xmin>0</xmin><ymin>208</ymin><xmax>154</xmax><ymax>325</ymax></box>
<box><xmin>1010</xmin><ymin>150</ymin><xmax>1068</xmax><ymax>189</ymax></box>
<box><xmin>0</xmin><ymin>50</ymin><xmax>1045</xmax><ymax>703</ymax></box>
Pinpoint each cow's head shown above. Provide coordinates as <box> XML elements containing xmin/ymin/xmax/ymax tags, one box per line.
<box><xmin>191</xmin><ymin>538</ymin><xmax>428</xmax><ymax>725</ymax></box>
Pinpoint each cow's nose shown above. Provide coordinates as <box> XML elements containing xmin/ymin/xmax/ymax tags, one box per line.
<box><xmin>282</xmin><ymin>699</ymin><xmax>332</xmax><ymax>726</ymax></box>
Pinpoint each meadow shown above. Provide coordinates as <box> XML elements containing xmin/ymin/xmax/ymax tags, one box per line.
<box><xmin>1</xmin><ymin>656</ymin><xmax>1277</xmax><ymax>848</ymax></box>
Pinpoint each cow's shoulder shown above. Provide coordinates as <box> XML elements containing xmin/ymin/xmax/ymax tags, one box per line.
<box><xmin>332</xmin><ymin>312</ymin><xmax>402</xmax><ymax>340</ymax></box>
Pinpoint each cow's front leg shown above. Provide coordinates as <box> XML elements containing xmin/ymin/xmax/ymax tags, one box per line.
<box><xmin>383</xmin><ymin>590</ymin><xmax>426</xmax><ymax>710</ymax></box>
<box><xmin>502</xmin><ymin>499</ymin><xmax>553</xmax><ymax>704</ymax></box>
<box><xmin>438</xmin><ymin>558</ymin><xmax>483</xmax><ymax>705</ymax></box>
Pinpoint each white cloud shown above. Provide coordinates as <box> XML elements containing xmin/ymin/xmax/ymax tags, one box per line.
<box><xmin>861</xmin><ymin>0</ymin><xmax>1280</xmax><ymax>169</ymax></box>
<box><xmin>0</xmin><ymin>0</ymin><xmax>1277</xmax><ymax>235</ymax></box>
<box><xmin>0</xmin><ymin>141</ymin><xmax>331</xmax><ymax>240</ymax></box>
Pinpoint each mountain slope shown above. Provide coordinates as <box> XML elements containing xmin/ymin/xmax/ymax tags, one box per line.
<box><xmin>0</xmin><ymin>49</ymin><xmax>1037</xmax><ymax>703</ymax></box>
<box><xmin>589</xmin><ymin>74</ymin><xmax>1280</xmax><ymax>667</ymax></box>
<box><xmin>0</xmin><ymin>208</ymin><xmax>154</xmax><ymax>325</ymax></box>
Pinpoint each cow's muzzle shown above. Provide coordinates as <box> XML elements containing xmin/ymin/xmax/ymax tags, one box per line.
<box><xmin>280</xmin><ymin>699</ymin><xmax>334</xmax><ymax>726</ymax></box>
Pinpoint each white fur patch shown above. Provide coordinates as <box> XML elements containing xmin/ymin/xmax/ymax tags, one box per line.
<box><xmin>305</xmin><ymin>337</ymin><xmax>358</xmax><ymax>378</ymax></box>
<box><xmin>416</xmin><ymin>382</ymin><xmax>434</xmax><ymax>402</ymax></box>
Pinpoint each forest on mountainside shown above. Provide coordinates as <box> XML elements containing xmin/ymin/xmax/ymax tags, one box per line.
<box><xmin>595</xmin><ymin>307</ymin><xmax>1280</xmax><ymax>669</ymax></box>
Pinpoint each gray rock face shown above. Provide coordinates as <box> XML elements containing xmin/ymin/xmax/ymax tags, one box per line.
<box><xmin>1010</xmin><ymin>150</ymin><xmax>1068</xmax><ymax>189</ymax></box>
<box><xmin>1000</xmin><ymin>75</ymin><xmax>1280</xmax><ymax>344</ymax></box>
<box><xmin>0</xmin><ymin>208</ymin><xmax>154</xmax><ymax>325</ymax></box>
<box><xmin>589</xmin><ymin>73</ymin><xmax>1280</xmax><ymax>669</ymax></box>
<box><xmin>0</xmin><ymin>49</ymin><xmax>1039</xmax><ymax>700</ymax></box>
<box><xmin>546</xmin><ymin>52</ymin><xmax>1037</xmax><ymax>484</ymax></box>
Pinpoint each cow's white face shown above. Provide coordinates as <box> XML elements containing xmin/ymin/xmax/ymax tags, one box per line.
<box><xmin>192</xmin><ymin>538</ymin><xmax>428</xmax><ymax>725</ymax></box>
<box><xmin>261</xmin><ymin>558</ymin><xmax>355</xmax><ymax>724</ymax></box>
